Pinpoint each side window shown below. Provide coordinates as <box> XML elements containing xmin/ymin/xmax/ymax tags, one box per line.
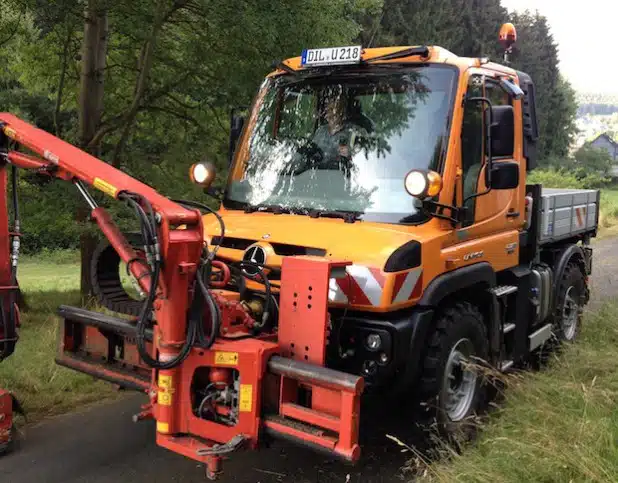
<box><xmin>461</xmin><ymin>75</ymin><xmax>484</xmax><ymax>225</ymax></box>
<box><xmin>485</xmin><ymin>81</ymin><xmax>510</xmax><ymax>108</ymax></box>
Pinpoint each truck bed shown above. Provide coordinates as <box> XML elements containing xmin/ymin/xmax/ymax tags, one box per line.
<box><xmin>539</xmin><ymin>188</ymin><xmax>599</xmax><ymax>244</ymax></box>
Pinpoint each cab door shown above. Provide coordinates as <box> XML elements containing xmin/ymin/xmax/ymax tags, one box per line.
<box><xmin>458</xmin><ymin>70</ymin><xmax>522</xmax><ymax>238</ymax></box>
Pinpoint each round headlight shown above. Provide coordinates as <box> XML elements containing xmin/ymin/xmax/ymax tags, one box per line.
<box><xmin>404</xmin><ymin>170</ymin><xmax>428</xmax><ymax>197</ymax></box>
<box><xmin>190</xmin><ymin>161</ymin><xmax>216</xmax><ymax>188</ymax></box>
<box><xmin>404</xmin><ymin>169</ymin><xmax>443</xmax><ymax>199</ymax></box>
<box><xmin>365</xmin><ymin>333</ymin><xmax>382</xmax><ymax>351</ymax></box>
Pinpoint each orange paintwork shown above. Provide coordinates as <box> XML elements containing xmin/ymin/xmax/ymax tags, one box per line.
<box><xmin>203</xmin><ymin>46</ymin><xmax>527</xmax><ymax>313</ymax></box>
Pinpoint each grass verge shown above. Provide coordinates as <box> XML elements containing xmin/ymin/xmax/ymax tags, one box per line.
<box><xmin>424</xmin><ymin>300</ymin><xmax>618</xmax><ymax>483</ymax></box>
<box><xmin>0</xmin><ymin>255</ymin><xmax>117</xmax><ymax>423</ymax></box>
<box><xmin>598</xmin><ymin>189</ymin><xmax>618</xmax><ymax>239</ymax></box>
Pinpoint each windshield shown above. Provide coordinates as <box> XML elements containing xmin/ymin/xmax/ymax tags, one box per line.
<box><xmin>225</xmin><ymin>65</ymin><xmax>457</xmax><ymax>224</ymax></box>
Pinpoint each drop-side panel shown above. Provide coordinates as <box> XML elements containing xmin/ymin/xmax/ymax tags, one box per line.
<box><xmin>539</xmin><ymin>188</ymin><xmax>599</xmax><ymax>244</ymax></box>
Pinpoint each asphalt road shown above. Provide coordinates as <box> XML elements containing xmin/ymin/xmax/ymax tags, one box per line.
<box><xmin>1</xmin><ymin>237</ymin><xmax>616</xmax><ymax>483</ymax></box>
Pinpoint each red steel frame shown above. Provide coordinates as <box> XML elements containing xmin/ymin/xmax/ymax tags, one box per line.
<box><xmin>0</xmin><ymin>390</ymin><xmax>12</xmax><ymax>453</ymax></box>
<box><xmin>0</xmin><ymin>113</ymin><xmax>365</xmax><ymax>478</ymax></box>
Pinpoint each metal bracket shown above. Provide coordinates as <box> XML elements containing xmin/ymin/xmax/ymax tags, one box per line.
<box><xmin>195</xmin><ymin>434</ymin><xmax>246</xmax><ymax>456</ymax></box>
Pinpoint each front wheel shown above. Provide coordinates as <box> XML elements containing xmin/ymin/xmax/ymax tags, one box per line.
<box><xmin>419</xmin><ymin>302</ymin><xmax>488</xmax><ymax>435</ymax></box>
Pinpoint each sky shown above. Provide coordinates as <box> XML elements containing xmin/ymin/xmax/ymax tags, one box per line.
<box><xmin>501</xmin><ymin>0</ymin><xmax>618</xmax><ymax>95</ymax></box>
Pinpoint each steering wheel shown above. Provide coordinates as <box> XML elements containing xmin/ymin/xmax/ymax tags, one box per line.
<box><xmin>292</xmin><ymin>141</ymin><xmax>355</xmax><ymax>176</ymax></box>
<box><xmin>291</xmin><ymin>141</ymin><xmax>324</xmax><ymax>175</ymax></box>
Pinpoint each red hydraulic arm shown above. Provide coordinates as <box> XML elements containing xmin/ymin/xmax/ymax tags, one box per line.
<box><xmin>0</xmin><ymin>113</ymin><xmax>364</xmax><ymax>479</ymax></box>
<box><xmin>0</xmin><ymin>112</ymin><xmax>205</xmax><ymax>453</ymax></box>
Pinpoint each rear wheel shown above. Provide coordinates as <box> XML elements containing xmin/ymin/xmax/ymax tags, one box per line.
<box><xmin>553</xmin><ymin>262</ymin><xmax>586</xmax><ymax>343</ymax></box>
<box><xmin>419</xmin><ymin>302</ymin><xmax>488</xmax><ymax>435</ymax></box>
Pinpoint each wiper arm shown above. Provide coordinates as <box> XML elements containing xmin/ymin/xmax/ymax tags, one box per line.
<box><xmin>308</xmin><ymin>209</ymin><xmax>361</xmax><ymax>223</ymax></box>
<box><xmin>363</xmin><ymin>46</ymin><xmax>430</xmax><ymax>64</ymax></box>
<box><xmin>244</xmin><ymin>204</ymin><xmax>296</xmax><ymax>214</ymax></box>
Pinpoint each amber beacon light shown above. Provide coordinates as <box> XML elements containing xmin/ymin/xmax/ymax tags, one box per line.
<box><xmin>499</xmin><ymin>23</ymin><xmax>517</xmax><ymax>50</ymax></box>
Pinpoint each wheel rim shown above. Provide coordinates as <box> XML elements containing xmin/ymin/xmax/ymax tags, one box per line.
<box><xmin>561</xmin><ymin>286</ymin><xmax>579</xmax><ymax>341</ymax></box>
<box><xmin>442</xmin><ymin>338</ymin><xmax>477</xmax><ymax>422</ymax></box>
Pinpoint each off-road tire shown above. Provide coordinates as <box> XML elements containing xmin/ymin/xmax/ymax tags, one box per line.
<box><xmin>419</xmin><ymin>302</ymin><xmax>489</xmax><ymax>437</ymax></box>
<box><xmin>91</xmin><ymin>233</ymin><xmax>145</xmax><ymax>316</ymax></box>
<box><xmin>553</xmin><ymin>262</ymin><xmax>586</xmax><ymax>343</ymax></box>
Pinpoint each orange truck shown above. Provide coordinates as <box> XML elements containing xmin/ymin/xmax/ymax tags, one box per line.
<box><xmin>31</xmin><ymin>23</ymin><xmax>596</xmax><ymax>476</ymax></box>
<box><xmin>199</xmin><ymin>26</ymin><xmax>598</xmax><ymax>425</ymax></box>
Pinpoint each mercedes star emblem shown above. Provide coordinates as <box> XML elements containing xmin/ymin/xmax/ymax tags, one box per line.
<box><xmin>242</xmin><ymin>245</ymin><xmax>267</xmax><ymax>276</ymax></box>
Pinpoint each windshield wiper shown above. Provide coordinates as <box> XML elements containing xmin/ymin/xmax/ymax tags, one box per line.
<box><xmin>243</xmin><ymin>204</ymin><xmax>361</xmax><ymax>223</ymax></box>
<box><xmin>307</xmin><ymin>209</ymin><xmax>361</xmax><ymax>223</ymax></box>
<box><xmin>244</xmin><ymin>204</ymin><xmax>297</xmax><ymax>214</ymax></box>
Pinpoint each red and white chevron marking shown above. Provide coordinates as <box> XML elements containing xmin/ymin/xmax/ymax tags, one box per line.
<box><xmin>328</xmin><ymin>266</ymin><xmax>423</xmax><ymax>306</ymax></box>
<box><xmin>391</xmin><ymin>267</ymin><xmax>423</xmax><ymax>303</ymax></box>
<box><xmin>574</xmin><ymin>206</ymin><xmax>587</xmax><ymax>228</ymax></box>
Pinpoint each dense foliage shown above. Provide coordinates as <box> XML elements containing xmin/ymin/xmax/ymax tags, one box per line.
<box><xmin>0</xmin><ymin>0</ymin><xmax>577</xmax><ymax>255</ymax></box>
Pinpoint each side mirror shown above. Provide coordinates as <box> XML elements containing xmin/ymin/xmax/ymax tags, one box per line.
<box><xmin>490</xmin><ymin>105</ymin><xmax>514</xmax><ymax>158</ymax></box>
<box><xmin>499</xmin><ymin>78</ymin><xmax>524</xmax><ymax>100</ymax></box>
<box><xmin>229</xmin><ymin>108</ymin><xmax>246</xmax><ymax>165</ymax></box>
<box><xmin>487</xmin><ymin>161</ymin><xmax>519</xmax><ymax>190</ymax></box>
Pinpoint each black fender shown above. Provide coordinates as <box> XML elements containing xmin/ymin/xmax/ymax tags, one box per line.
<box><xmin>551</xmin><ymin>244</ymin><xmax>587</xmax><ymax>310</ymax></box>
<box><xmin>418</xmin><ymin>262</ymin><xmax>500</xmax><ymax>365</ymax></box>
<box><xmin>418</xmin><ymin>262</ymin><xmax>496</xmax><ymax>307</ymax></box>
<box><xmin>390</xmin><ymin>263</ymin><xmax>500</xmax><ymax>394</ymax></box>
<box><xmin>389</xmin><ymin>308</ymin><xmax>434</xmax><ymax>396</ymax></box>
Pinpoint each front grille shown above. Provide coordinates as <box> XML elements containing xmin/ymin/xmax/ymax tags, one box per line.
<box><xmin>211</xmin><ymin>236</ymin><xmax>326</xmax><ymax>257</ymax></box>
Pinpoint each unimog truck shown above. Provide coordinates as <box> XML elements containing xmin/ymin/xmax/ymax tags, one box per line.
<box><xmin>200</xmin><ymin>25</ymin><xmax>598</xmax><ymax>424</ymax></box>
<box><xmin>38</xmin><ymin>23</ymin><xmax>598</xmax><ymax>476</ymax></box>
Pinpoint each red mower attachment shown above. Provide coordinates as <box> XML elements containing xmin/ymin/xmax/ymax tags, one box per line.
<box><xmin>0</xmin><ymin>113</ymin><xmax>365</xmax><ymax>479</ymax></box>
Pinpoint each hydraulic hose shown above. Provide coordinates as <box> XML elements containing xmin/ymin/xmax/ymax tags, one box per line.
<box><xmin>119</xmin><ymin>192</ymin><xmax>223</xmax><ymax>369</ymax></box>
<box><xmin>120</xmin><ymin>193</ymin><xmax>196</xmax><ymax>370</ymax></box>
<box><xmin>170</xmin><ymin>198</ymin><xmax>225</xmax><ymax>260</ymax></box>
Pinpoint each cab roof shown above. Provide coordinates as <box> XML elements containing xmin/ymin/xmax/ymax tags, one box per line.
<box><xmin>272</xmin><ymin>45</ymin><xmax>517</xmax><ymax>77</ymax></box>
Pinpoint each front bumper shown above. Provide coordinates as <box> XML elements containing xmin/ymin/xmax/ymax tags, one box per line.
<box><xmin>328</xmin><ymin>307</ymin><xmax>434</xmax><ymax>394</ymax></box>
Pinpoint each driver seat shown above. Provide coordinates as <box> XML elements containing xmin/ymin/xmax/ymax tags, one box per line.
<box><xmin>348</xmin><ymin>100</ymin><xmax>374</xmax><ymax>133</ymax></box>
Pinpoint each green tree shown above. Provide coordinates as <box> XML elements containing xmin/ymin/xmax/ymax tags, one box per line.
<box><xmin>508</xmin><ymin>11</ymin><xmax>577</xmax><ymax>162</ymax></box>
<box><xmin>0</xmin><ymin>0</ymin><xmax>382</xmax><ymax>296</ymax></box>
<box><xmin>573</xmin><ymin>144</ymin><xmax>613</xmax><ymax>176</ymax></box>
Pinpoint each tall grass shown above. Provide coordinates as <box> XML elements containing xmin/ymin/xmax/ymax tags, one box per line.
<box><xmin>425</xmin><ymin>301</ymin><xmax>618</xmax><ymax>482</ymax></box>
<box><xmin>599</xmin><ymin>190</ymin><xmax>618</xmax><ymax>233</ymax></box>
<box><xmin>0</xmin><ymin>257</ymin><xmax>117</xmax><ymax>422</ymax></box>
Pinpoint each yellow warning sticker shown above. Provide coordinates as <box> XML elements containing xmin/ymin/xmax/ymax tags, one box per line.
<box><xmin>158</xmin><ymin>374</ymin><xmax>172</xmax><ymax>390</ymax></box>
<box><xmin>158</xmin><ymin>391</ymin><xmax>172</xmax><ymax>406</ymax></box>
<box><xmin>239</xmin><ymin>384</ymin><xmax>253</xmax><ymax>412</ymax></box>
<box><xmin>93</xmin><ymin>177</ymin><xmax>118</xmax><ymax>198</ymax></box>
<box><xmin>156</xmin><ymin>421</ymin><xmax>169</xmax><ymax>433</ymax></box>
<box><xmin>214</xmin><ymin>351</ymin><xmax>239</xmax><ymax>366</ymax></box>
<box><xmin>3</xmin><ymin>127</ymin><xmax>16</xmax><ymax>139</ymax></box>
<box><xmin>158</xmin><ymin>374</ymin><xmax>173</xmax><ymax>406</ymax></box>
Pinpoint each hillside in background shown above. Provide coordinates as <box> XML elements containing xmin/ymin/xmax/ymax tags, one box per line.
<box><xmin>576</xmin><ymin>92</ymin><xmax>618</xmax><ymax>147</ymax></box>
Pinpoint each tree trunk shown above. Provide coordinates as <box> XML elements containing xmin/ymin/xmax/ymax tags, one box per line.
<box><xmin>53</xmin><ymin>27</ymin><xmax>72</xmax><ymax>137</ymax></box>
<box><xmin>78</xmin><ymin>0</ymin><xmax>108</xmax><ymax>299</ymax></box>
<box><xmin>111</xmin><ymin>0</ymin><xmax>170</xmax><ymax>166</ymax></box>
